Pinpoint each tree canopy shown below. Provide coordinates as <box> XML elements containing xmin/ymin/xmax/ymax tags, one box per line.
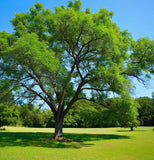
<box><xmin>0</xmin><ymin>0</ymin><xmax>154</xmax><ymax>139</ymax></box>
<box><xmin>103</xmin><ymin>96</ymin><xmax>140</xmax><ymax>130</ymax></box>
<box><xmin>135</xmin><ymin>97</ymin><xmax>154</xmax><ymax>126</ymax></box>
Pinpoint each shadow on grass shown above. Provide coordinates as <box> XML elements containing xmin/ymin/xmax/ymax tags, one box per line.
<box><xmin>0</xmin><ymin>132</ymin><xmax>130</xmax><ymax>149</ymax></box>
<box><xmin>117</xmin><ymin>130</ymin><xmax>147</xmax><ymax>132</ymax></box>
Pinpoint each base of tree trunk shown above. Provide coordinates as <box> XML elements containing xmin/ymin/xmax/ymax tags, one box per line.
<box><xmin>52</xmin><ymin>137</ymin><xmax>74</xmax><ymax>142</ymax></box>
<box><xmin>54</xmin><ymin>120</ymin><xmax>64</xmax><ymax>140</ymax></box>
<box><xmin>54</xmin><ymin>137</ymin><xmax>64</xmax><ymax>141</ymax></box>
<box><xmin>39</xmin><ymin>137</ymin><xmax>74</xmax><ymax>142</ymax></box>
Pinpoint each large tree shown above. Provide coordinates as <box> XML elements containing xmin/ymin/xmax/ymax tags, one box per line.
<box><xmin>0</xmin><ymin>1</ymin><xmax>154</xmax><ymax>139</ymax></box>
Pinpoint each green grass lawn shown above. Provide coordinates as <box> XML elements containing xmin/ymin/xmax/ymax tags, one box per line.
<box><xmin>0</xmin><ymin>127</ymin><xmax>154</xmax><ymax>160</ymax></box>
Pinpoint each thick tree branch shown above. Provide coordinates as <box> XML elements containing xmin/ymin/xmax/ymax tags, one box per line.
<box><xmin>64</xmin><ymin>79</ymin><xmax>89</xmax><ymax>116</ymax></box>
<box><xmin>0</xmin><ymin>85</ymin><xmax>18</xmax><ymax>102</ymax></box>
<box><xmin>26</xmin><ymin>69</ymin><xmax>57</xmax><ymax>109</ymax></box>
<box><xmin>131</xmin><ymin>47</ymin><xmax>151</xmax><ymax>64</ymax></box>
<box><xmin>120</xmin><ymin>71</ymin><xmax>145</xmax><ymax>84</ymax></box>
<box><xmin>76</xmin><ymin>26</ymin><xmax>84</xmax><ymax>51</ymax></box>
<box><xmin>57</xmin><ymin>61</ymin><xmax>76</xmax><ymax>119</ymax></box>
<box><xmin>81</xmin><ymin>87</ymin><xmax>110</xmax><ymax>92</ymax></box>
<box><xmin>20</xmin><ymin>82</ymin><xmax>57</xmax><ymax>114</ymax></box>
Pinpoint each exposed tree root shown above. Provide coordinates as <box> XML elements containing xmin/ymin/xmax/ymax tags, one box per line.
<box><xmin>39</xmin><ymin>137</ymin><xmax>75</xmax><ymax>142</ymax></box>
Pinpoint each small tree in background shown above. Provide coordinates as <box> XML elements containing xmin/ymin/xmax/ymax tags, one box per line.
<box><xmin>0</xmin><ymin>79</ymin><xmax>16</xmax><ymax>128</ymax></box>
<box><xmin>103</xmin><ymin>94</ymin><xmax>140</xmax><ymax>131</ymax></box>
<box><xmin>135</xmin><ymin>97</ymin><xmax>154</xmax><ymax>126</ymax></box>
<box><xmin>0</xmin><ymin>104</ymin><xmax>20</xmax><ymax>127</ymax></box>
<box><xmin>64</xmin><ymin>99</ymin><xmax>103</xmax><ymax>128</ymax></box>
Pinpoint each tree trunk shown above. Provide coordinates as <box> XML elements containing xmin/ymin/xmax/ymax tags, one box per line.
<box><xmin>54</xmin><ymin>119</ymin><xmax>64</xmax><ymax>140</ymax></box>
<box><xmin>130</xmin><ymin>126</ymin><xmax>134</xmax><ymax>131</ymax></box>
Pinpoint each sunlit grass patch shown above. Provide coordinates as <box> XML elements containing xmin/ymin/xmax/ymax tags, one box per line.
<box><xmin>0</xmin><ymin>127</ymin><xmax>154</xmax><ymax>160</ymax></box>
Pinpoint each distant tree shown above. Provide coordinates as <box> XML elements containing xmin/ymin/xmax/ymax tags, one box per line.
<box><xmin>135</xmin><ymin>97</ymin><xmax>154</xmax><ymax>126</ymax></box>
<box><xmin>43</xmin><ymin>109</ymin><xmax>55</xmax><ymax>127</ymax></box>
<box><xmin>65</xmin><ymin>100</ymin><xmax>103</xmax><ymax>128</ymax></box>
<box><xmin>20</xmin><ymin>104</ymin><xmax>44</xmax><ymax>127</ymax></box>
<box><xmin>63</xmin><ymin>108</ymin><xmax>81</xmax><ymax>127</ymax></box>
<box><xmin>0</xmin><ymin>80</ymin><xmax>17</xmax><ymax>127</ymax></box>
<box><xmin>0</xmin><ymin>0</ymin><xmax>153</xmax><ymax>139</ymax></box>
<box><xmin>23</xmin><ymin>109</ymin><xmax>44</xmax><ymax>127</ymax></box>
<box><xmin>152</xmin><ymin>92</ymin><xmax>154</xmax><ymax>101</ymax></box>
<box><xmin>0</xmin><ymin>104</ymin><xmax>20</xmax><ymax>127</ymax></box>
<box><xmin>103</xmin><ymin>95</ymin><xmax>140</xmax><ymax>131</ymax></box>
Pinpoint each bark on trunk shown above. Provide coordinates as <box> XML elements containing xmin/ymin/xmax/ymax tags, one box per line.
<box><xmin>54</xmin><ymin>120</ymin><xmax>64</xmax><ymax>140</ymax></box>
<box><xmin>130</xmin><ymin>126</ymin><xmax>134</xmax><ymax>131</ymax></box>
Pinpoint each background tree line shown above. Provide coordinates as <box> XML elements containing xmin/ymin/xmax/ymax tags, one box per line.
<box><xmin>0</xmin><ymin>96</ymin><xmax>153</xmax><ymax>128</ymax></box>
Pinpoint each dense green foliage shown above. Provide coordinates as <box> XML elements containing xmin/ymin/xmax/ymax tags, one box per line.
<box><xmin>0</xmin><ymin>104</ymin><xmax>20</xmax><ymax>127</ymax></box>
<box><xmin>102</xmin><ymin>96</ymin><xmax>140</xmax><ymax>129</ymax></box>
<box><xmin>19</xmin><ymin>104</ymin><xmax>45</xmax><ymax>127</ymax></box>
<box><xmin>0</xmin><ymin>80</ymin><xmax>14</xmax><ymax>104</ymax></box>
<box><xmin>64</xmin><ymin>100</ymin><xmax>103</xmax><ymax>128</ymax></box>
<box><xmin>0</xmin><ymin>0</ymin><xmax>154</xmax><ymax>138</ymax></box>
<box><xmin>135</xmin><ymin>97</ymin><xmax>154</xmax><ymax>126</ymax></box>
<box><xmin>0</xmin><ymin>79</ymin><xmax>17</xmax><ymax>127</ymax></box>
<box><xmin>0</xmin><ymin>96</ymin><xmax>153</xmax><ymax>128</ymax></box>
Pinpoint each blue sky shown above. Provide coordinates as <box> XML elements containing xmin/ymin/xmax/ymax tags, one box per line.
<box><xmin>0</xmin><ymin>0</ymin><xmax>153</xmax><ymax>98</ymax></box>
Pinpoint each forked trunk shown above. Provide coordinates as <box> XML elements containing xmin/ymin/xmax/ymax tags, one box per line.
<box><xmin>54</xmin><ymin>119</ymin><xmax>64</xmax><ymax>140</ymax></box>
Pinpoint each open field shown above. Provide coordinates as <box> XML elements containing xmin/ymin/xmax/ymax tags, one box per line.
<box><xmin>0</xmin><ymin>127</ymin><xmax>154</xmax><ymax>160</ymax></box>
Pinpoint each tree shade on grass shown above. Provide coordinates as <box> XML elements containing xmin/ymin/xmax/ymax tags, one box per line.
<box><xmin>0</xmin><ymin>127</ymin><xmax>154</xmax><ymax>160</ymax></box>
<box><xmin>0</xmin><ymin>0</ymin><xmax>154</xmax><ymax>139</ymax></box>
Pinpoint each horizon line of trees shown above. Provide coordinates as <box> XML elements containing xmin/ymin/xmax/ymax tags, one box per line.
<box><xmin>0</xmin><ymin>96</ymin><xmax>154</xmax><ymax>129</ymax></box>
